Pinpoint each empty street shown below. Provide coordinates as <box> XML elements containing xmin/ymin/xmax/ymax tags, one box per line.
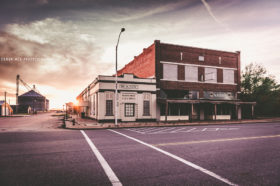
<box><xmin>0</xmin><ymin>114</ymin><xmax>279</xmax><ymax>185</ymax></box>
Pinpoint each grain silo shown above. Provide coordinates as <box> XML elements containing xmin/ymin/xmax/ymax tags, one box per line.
<box><xmin>18</xmin><ymin>90</ymin><xmax>49</xmax><ymax>113</ymax></box>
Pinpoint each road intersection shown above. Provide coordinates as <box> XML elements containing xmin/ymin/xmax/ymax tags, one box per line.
<box><xmin>0</xmin><ymin>113</ymin><xmax>279</xmax><ymax>185</ymax></box>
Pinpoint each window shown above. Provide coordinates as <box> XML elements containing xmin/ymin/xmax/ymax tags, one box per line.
<box><xmin>199</xmin><ymin>56</ymin><xmax>204</xmax><ymax>61</ymax></box>
<box><xmin>223</xmin><ymin>69</ymin><xmax>234</xmax><ymax>84</ymax></box>
<box><xmin>219</xmin><ymin>56</ymin><xmax>222</xmax><ymax>64</ymax></box>
<box><xmin>163</xmin><ymin>64</ymin><xmax>177</xmax><ymax>80</ymax></box>
<box><xmin>91</xmin><ymin>94</ymin><xmax>95</xmax><ymax>115</ymax></box>
<box><xmin>105</xmin><ymin>100</ymin><xmax>113</xmax><ymax>116</ymax></box>
<box><xmin>205</xmin><ymin>68</ymin><xmax>217</xmax><ymax>83</ymax></box>
<box><xmin>125</xmin><ymin>103</ymin><xmax>134</xmax><ymax>117</ymax></box>
<box><xmin>185</xmin><ymin>66</ymin><xmax>198</xmax><ymax>82</ymax></box>
<box><xmin>143</xmin><ymin>101</ymin><xmax>150</xmax><ymax>116</ymax></box>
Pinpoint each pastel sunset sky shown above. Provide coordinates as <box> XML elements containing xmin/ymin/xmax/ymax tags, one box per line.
<box><xmin>0</xmin><ymin>0</ymin><xmax>279</xmax><ymax>108</ymax></box>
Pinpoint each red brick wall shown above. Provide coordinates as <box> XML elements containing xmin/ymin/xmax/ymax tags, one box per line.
<box><xmin>178</xmin><ymin>65</ymin><xmax>185</xmax><ymax>80</ymax></box>
<box><xmin>198</xmin><ymin>67</ymin><xmax>205</xmax><ymax>82</ymax></box>
<box><xmin>160</xmin><ymin>81</ymin><xmax>237</xmax><ymax>92</ymax></box>
<box><xmin>117</xmin><ymin>43</ymin><xmax>156</xmax><ymax>78</ymax></box>
<box><xmin>156</xmin><ymin>41</ymin><xmax>240</xmax><ymax>95</ymax></box>
<box><xmin>159</xmin><ymin>43</ymin><xmax>238</xmax><ymax>69</ymax></box>
<box><xmin>217</xmin><ymin>69</ymin><xmax>223</xmax><ymax>83</ymax></box>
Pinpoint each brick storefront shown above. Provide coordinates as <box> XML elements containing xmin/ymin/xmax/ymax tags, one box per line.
<box><xmin>117</xmin><ymin>40</ymin><xmax>255</xmax><ymax>121</ymax></box>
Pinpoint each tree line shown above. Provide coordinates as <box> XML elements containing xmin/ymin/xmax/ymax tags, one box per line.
<box><xmin>241</xmin><ymin>63</ymin><xmax>280</xmax><ymax>117</ymax></box>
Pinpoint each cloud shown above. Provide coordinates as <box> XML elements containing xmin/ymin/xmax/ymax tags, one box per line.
<box><xmin>110</xmin><ymin>0</ymin><xmax>195</xmax><ymax>22</ymax></box>
<box><xmin>0</xmin><ymin>18</ymin><xmax>113</xmax><ymax>107</ymax></box>
<box><xmin>200</xmin><ymin>0</ymin><xmax>233</xmax><ymax>33</ymax></box>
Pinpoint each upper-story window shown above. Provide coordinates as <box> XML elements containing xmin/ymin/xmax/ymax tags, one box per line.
<box><xmin>223</xmin><ymin>69</ymin><xmax>234</xmax><ymax>84</ymax></box>
<box><xmin>205</xmin><ymin>67</ymin><xmax>217</xmax><ymax>83</ymax></box>
<box><xmin>199</xmin><ymin>56</ymin><xmax>204</xmax><ymax>61</ymax></box>
<box><xmin>163</xmin><ymin>64</ymin><xmax>177</xmax><ymax>80</ymax></box>
<box><xmin>185</xmin><ymin>66</ymin><xmax>198</xmax><ymax>82</ymax></box>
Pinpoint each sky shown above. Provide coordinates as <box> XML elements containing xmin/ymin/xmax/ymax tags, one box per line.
<box><xmin>0</xmin><ymin>0</ymin><xmax>279</xmax><ymax>109</ymax></box>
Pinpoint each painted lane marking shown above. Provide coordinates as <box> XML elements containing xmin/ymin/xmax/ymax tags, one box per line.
<box><xmin>143</xmin><ymin>127</ymin><xmax>173</xmax><ymax>133</ymax></box>
<box><xmin>151</xmin><ymin>127</ymin><xmax>179</xmax><ymax>134</ymax></box>
<box><xmin>170</xmin><ymin>127</ymin><xmax>195</xmax><ymax>133</ymax></box>
<box><xmin>80</xmin><ymin>130</ymin><xmax>122</xmax><ymax>186</ymax></box>
<box><xmin>127</xmin><ymin>127</ymin><xmax>239</xmax><ymax>134</ymax></box>
<box><xmin>154</xmin><ymin>134</ymin><xmax>280</xmax><ymax>147</ymax></box>
<box><xmin>126</xmin><ymin>128</ymin><xmax>146</xmax><ymax>134</ymax></box>
<box><xmin>108</xmin><ymin>129</ymin><xmax>237</xmax><ymax>186</ymax></box>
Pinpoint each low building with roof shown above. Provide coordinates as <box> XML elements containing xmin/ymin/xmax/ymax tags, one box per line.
<box><xmin>76</xmin><ymin>74</ymin><xmax>157</xmax><ymax>122</ymax></box>
<box><xmin>18</xmin><ymin>90</ymin><xmax>49</xmax><ymax>113</ymax></box>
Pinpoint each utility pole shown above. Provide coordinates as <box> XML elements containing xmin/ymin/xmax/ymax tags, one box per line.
<box><xmin>4</xmin><ymin>91</ymin><xmax>7</xmax><ymax>117</ymax></box>
<box><xmin>16</xmin><ymin>74</ymin><xmax>19</xmax><ymax>113</ymax></box>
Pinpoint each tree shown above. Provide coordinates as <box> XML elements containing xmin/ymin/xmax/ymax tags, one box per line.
<box><xmin>241</xmin><ymin>63</ymin><xmax>280</xmax><ymax>116</ymax></box>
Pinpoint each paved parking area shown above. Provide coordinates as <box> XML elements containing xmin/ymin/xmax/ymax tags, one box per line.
<box><xmin>82</xmin><ymin>122</ymin><xmax>280</xmax><ymax>185</ymax></box>
<box><xmin>126</xmin><ymin>126</ymin><xmax>240</xmax><ymax>134</ymax></box>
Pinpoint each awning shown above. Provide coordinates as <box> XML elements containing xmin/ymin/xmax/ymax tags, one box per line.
<box><xmin>157</xmin><ymin>98</ymin><xmax>256</xmax><ymax>105</ymax></box>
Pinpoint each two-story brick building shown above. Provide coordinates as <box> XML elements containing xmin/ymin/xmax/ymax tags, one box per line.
<box><xmin>117</xmin><ymin>40</ymin><xmax>255</xmax><ymax>121</ymax></box>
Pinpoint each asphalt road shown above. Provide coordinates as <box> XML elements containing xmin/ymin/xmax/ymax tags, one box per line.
<box><xmin>0</xmin><ymin>114</ymin><xmax>279</xmax><ymax>186</ymax></box>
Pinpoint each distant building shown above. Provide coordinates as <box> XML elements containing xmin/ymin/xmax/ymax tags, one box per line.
<box><xmin>117</xmin><ymin>40</ymin><xmax>256</xmax><ymax>121</ymax></box>
<box><xmin>0</xmin><ymin>101</ymin><xmax>13</xmax><ymax>116</ymax></box>
<box><xmin>77</xmin><ymin>74</ymin><xmax>156</xmax><ymax>122</ymax></box>
<box><xmin>18</xmin><ymin>90</ymin><xmax>49</xmax><ymax>113</ymax></box>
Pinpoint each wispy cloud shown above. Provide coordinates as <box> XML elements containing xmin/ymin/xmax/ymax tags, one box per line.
<box><xmin>200</xmin><ymin>0</ymin><xmax>232</xmax><ymax>32</ymax></box>
<box><xmin>111</xmin><ymin>1</ymin><xmax>194</xmax><ymax>22</ymax></box>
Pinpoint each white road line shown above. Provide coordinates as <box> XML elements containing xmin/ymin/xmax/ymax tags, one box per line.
<box><xmin>170</xmin><ymin>127</ymin><xmax>192</xmax><ymax>133</ymax></box>
<box><xmin>80</xmin><ymin>130</ymin><xmax>122</xmax><ymax>186</ymax></box>
<box><xmin>136</xmin><ymin>127</ymin><xmax>160</xmax><ymax>132</ymax></box>
<box><xmin>141</xmin><ymin>127</ymin><xmax>170</xmax><ymax>133</ymax></box>
<box><xmin>180</xmin><ymin>127</ymin><xmax>198</xmax><ymax>133</ymax></box>
<box><xmin>150</xmin><ymin>127</ymin><xmax>178</xmax><ymax>134</ymax></box>
<box><xmin>137</xmin><ymin>127</ymin><xmax>158</xmax><ymax>131</ymax></box>
<box><xmin>108</xmin><ymin>129</ymin><xmax>238</xmax><ymax>186</ymax></box>
<box><xmin>126</xmin><ymin>128</ymin><xmax>146</xmax><ymax>134</ymax></box>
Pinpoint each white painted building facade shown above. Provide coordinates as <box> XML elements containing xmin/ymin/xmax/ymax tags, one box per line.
<box><xmin>77</xmin><ymin>74</ymin><xmax>157</xmax><ymax>122</ymax></box>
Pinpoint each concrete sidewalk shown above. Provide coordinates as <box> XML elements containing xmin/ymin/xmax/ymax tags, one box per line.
<box><xmin>64</xmin><ymin>115</ymin><xmax>280</xmax><ymax>130</ymax></box>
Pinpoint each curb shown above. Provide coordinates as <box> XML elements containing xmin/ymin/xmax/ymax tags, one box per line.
<box><xmin>64</xmin><ymin>119</ymin><xmax>280</xmax><ymax>130</ymax></box>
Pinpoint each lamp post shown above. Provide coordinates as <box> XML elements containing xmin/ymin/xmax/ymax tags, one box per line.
<box><xmin>115</xmin><ymin>28</ymin><xmax>125</xmax><ymax>126</ymax></box>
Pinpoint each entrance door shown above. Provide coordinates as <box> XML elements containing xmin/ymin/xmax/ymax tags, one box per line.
<box><xmin>123</xmin><ymin>103</ymin><xmax>136</xmax><ymax>121</ymax></box>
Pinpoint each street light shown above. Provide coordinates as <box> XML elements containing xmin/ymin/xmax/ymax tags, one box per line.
<box><xmin>115</xmin><ymin>28</ymin><xmax>125</xmax><ymax>126</ymax></box>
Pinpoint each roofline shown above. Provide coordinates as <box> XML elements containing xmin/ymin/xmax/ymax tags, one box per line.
<box><xmin>76</xmin><ymin>74</ymin><xmax>156</xmax><ymax>99</ymax></box>
<box><xmin>155</xmin><ymin>40</ymin><xmax>240</xmax><ymax>55</ymax></box>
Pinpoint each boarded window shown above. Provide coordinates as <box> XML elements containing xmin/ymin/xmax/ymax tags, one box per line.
<box><xmin>125</xmin><ymin>103</ymin><xmax>134</xmax><ymax>117</ymax></box>
<box><xmin>223</xmin><ymin>69</ymin><xmax>234</xmax><ymax>84</ymax></box>
<box><xmin>143</xmin><ymin>101</ymin><xmax>150</xmax><ymax>116</ymax></box>
<box><xmin>105</xmin><ymin>100</ymin><xmax>113</xmax><ymax>116</ymax></box>
<box><xmin>185</xmin><ymin>66</ymin><xmax>198</xmax><ymax>82</ymax></box>
<box><xmin>205</xmin><ymin>68</ymin><xmax>217</xmax><ymax>83</ymax></box>
<box><xmin>163</xmin><ymin>64</ymin><xmax>177</xmax><ymax>80</ymax></box>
